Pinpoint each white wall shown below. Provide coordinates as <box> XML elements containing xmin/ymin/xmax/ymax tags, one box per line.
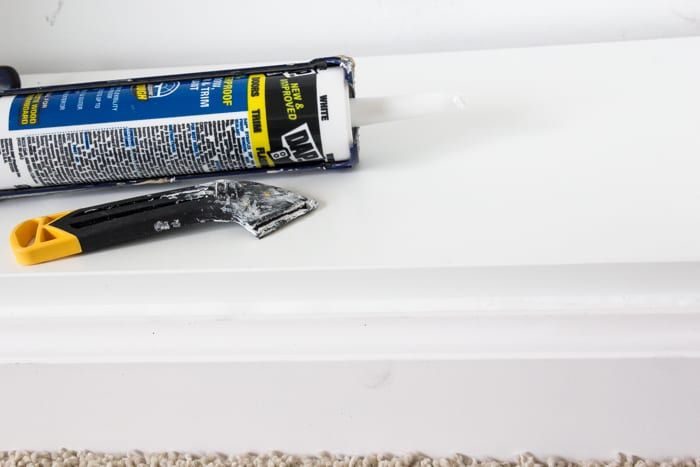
<box><xmin>3</xmin><ymin>360</ymin><xmax>700</xmax><ymax>456</ymax></box>
<box><xmin>2</xmin><ymin>0</ymin><xmax>700</xmax><ymax>74</ymax></box>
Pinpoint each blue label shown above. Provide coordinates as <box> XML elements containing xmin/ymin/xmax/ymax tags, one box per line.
<box><xmin>9</xmin><ymin>75</ymin><xmax>248</xmax><ymax>130</ymax></box>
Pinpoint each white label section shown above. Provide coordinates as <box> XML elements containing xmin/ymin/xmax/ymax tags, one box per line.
<box><xmin>316</xmin><ymin>67</ymin><xmax>352</xmax><ymax>163</ymax></box>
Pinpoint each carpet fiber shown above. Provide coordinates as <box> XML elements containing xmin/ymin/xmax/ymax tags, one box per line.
<box><xmin>1</xmin><ymin>452</ymin><xmax>699</xmax><ymax>467</ymax></box>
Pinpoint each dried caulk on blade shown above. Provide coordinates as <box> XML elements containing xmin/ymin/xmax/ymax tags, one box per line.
<box><xmin>0</xmin><ymin>57</ymin><xmax>463</xmax><ymax>198</ymax></box>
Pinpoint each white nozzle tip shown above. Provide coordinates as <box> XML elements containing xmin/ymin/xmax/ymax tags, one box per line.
<box><xmin>350</xmin><ymin>93</ymin><xmax>465</xmax><ymax>127</ymax></box>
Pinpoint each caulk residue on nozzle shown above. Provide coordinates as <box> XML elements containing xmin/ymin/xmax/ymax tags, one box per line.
<box><xmin>349</xmin><ymin>93</ymin><xmax>465</xmax><ymax>127</ymax></box>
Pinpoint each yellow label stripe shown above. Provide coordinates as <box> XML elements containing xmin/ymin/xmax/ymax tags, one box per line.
<box><xmin>247</xmin><ymin>74</ymin><xmax>274</xmax><ymax>168</ymax></box>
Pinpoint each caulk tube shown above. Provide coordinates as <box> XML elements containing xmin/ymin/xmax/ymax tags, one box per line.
<box><xmin>0</xmin><ymin>56</ymin><xmax>464</xmax><ymax>199</ymax></box>
<box><xmin>0</xmin><ymin>57</ymin><xmax>356</xmax><ymax>197</ymax></box>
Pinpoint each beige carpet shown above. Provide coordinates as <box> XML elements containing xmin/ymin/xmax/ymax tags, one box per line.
<box><xmin>0</xmin><ymin>452</ymin><xmax>698</xmax><ymax>467</ymax></box>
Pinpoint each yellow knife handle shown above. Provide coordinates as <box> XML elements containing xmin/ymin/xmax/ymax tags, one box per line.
<box><xmin>9</xmin><ymin>211</ymin><xmax>82</xmax><ymax>266</ymax></box>
<box><xmin>9</xmin><ymin>183</ymin><xmax>216</xmax><ymax>266</ymax></box>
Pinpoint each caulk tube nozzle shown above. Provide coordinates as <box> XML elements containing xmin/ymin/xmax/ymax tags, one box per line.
<box><xmin>349</xmin><ymin>93</ymin><xmax>465</xmax><ymax>127</ymax></box>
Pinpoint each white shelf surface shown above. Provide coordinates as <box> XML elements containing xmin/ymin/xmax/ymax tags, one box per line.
<box><xmin>1</xmin><ymin>38</ymin><xmax>700</xmax><ymax>456</ymax></box>
<box><xmin>2</xmin><ymin>37</ymin><xmax>700</xmax><ymax>360</ymax></box>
